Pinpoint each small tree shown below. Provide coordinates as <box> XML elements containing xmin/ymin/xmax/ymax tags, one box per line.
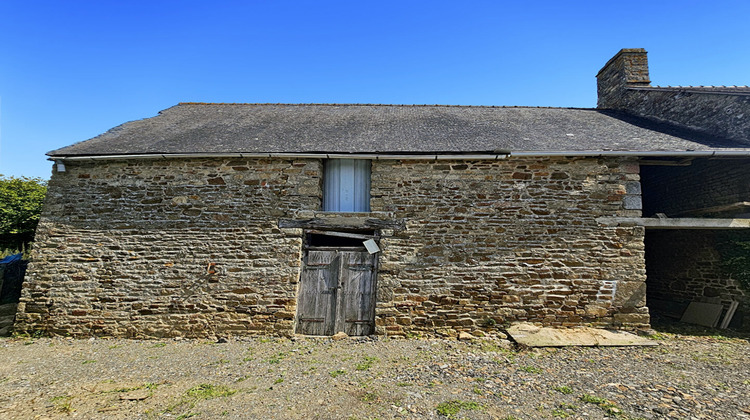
<box><xmin>0</xmin><ymin>175</ymin><xmax>47</xmax><ymax>251</ymax></box>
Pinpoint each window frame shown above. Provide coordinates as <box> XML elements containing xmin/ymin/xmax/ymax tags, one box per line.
<box><xmin>322</xmin><ymin>159</ymin><xmax>371</xmax><ymax>212</ymax></box>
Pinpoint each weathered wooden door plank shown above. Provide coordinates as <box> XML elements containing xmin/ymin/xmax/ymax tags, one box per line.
<box><xmin>297</xmin><ymin>248</ymin><xmax>377</xmax><ymax>337</ymax></box>
<box><xmin>334</xmin><ymin>251</ymin><xmax>376</xmax><ymax>336</ymax></box>
<box><xmin>295</xmin><ymin>250</ymin><xmax>339</xmax><ymax>336</ymax></box>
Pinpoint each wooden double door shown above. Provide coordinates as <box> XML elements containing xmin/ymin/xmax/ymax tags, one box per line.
<box><xmin>295</xmin><ymin>248</ymin><xmax>377</xmax><ymax>336</ymax></box>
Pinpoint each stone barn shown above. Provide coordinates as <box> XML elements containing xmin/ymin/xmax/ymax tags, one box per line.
<box><xmin>14</xmin><ymin>49</ymin><xmax>750</xmax><ymax>338</ymax></box>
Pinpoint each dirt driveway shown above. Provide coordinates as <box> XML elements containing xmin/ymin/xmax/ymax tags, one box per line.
<box><xmin>0</xmin><ymin>328</ymin><xmax>748</xmax><ymax>419</ymax></box>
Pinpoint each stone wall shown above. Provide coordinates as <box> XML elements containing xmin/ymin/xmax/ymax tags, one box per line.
<box><xmin>370</xmin><ymin>157</ymin><xmax>648</xmax><ymax>336</ymax></box>
<box><xmin>16</xmin><ymin>156</ymin><xmax>649</xmax><ymax>338</ymax></box>
<box><xmin>597</xmin><ymin>49</ymin><xmax>750</xmax><ymax>145</ymax></box>
<box><xmin>597</xmin><ymin>48</ymin><xmax>651</xmax><ymax>110</ymax></box>
<box><xmin>16</xmin><ymin>158</ymin><xmax>321</xmax><ymax>338</ymax></box>
<box><xmin>641</xmin><ymin>158</ymin><xmax>750</xmax><ymax>217</ymax></box>
<box><xmin>645</xmin><ymin>230</ymin><xmax>748</xmax><ymax>329</ymax></box>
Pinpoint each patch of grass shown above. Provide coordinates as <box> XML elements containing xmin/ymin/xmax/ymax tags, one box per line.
<box><xmin>650</xmin><ymin>318</ymin><xmax>748</xmax><ymax>341</ymax></box>
<box><xmin>151</xmin><ymin>342</ymin><xmax>167</xmax><ymax>348</ymax></box>
<box><xmin>329</xmin><ymin>369</ymin><xmax>346</xmax><ymax>378</ymax></box>
<box><xmin>472</xmin><ymin>386</ymin><xmax>483</xmax><ymax>395</ymax></box>
<box><xmin>273</xmin><ymin>378</ymin><xmax>284</xmax><ymax>384</ymax></box>
<box><xmin>553</xmin><ymin>402</ymin><xmax>578</xmax><ymax>418</ymax></box>
<box><xmin>81</xmin><ymin>360</ymin><xmax>96</xmax><ymax>365</ymax></box>
<box><xmin>358</xmin><ymin>378</ymin><xmax>373</xmax><ymax>389</ymax></box>
<box><xmin>355</xmin><ymin>356</ymin><xmax>378</xmax><ymax>371</ymax></box>
<box><xmin>435</xmin><ymin>400</ymin><xmax>483</xmax><ymax>418</ymax></box>
<box><xmin>12</xmin><ymin>330</ymin><xmax>43</xmax><ymax>339</ymax></box>
<box><xmin>51</xmin><ymin>396</ymin><xmax>74</xmax><ymax>413</ymax></box>
<box><xmin>175</xmin><ymin>413</ymin><xmax>199</xmax><ymax>419</ymax></box>
<box><xmin>579</xmin><ymin>394</ymin><xmax>622</xmax><ymax>416</ymax></box>
<box><xmin>164</xmin><ymin>384</ymin><xmax>237</xmax><ymax>416</ymax></box>
<box><xmin>519</xmin><ymin>365</ymin><xmax>543</xmax><ymax>374</ymax></box>
<box><xmin>647</xmin><ymin>332</ymin><xmax>670</xmax><ymax>340</ymax></box>
<box><xmin>493</xmin><ymin>347</ymin><xmax>517</xmax><ymax>364</ymax></box>
<box><xmin>553</xmin><ymin>385</ymin><xmax>574</xmax><ymax>394</ymax></box>
<box><xmin>267</xmin><ymin>352</ymin><xmax>286</xmax><ymax>364</ymax></box>
<box><xmin>302</xmin><ymin>366</ymin><xmax>317</xmax><ymax>375</ymax></box>
<box><xmin>360</xmin><ymin>392</ymin><xmax>379</xmax><ymax>403</ymax></box>
<box><xmin>186</xmin><ymin>384</ymin><xmax>236</xmax><ymax>399</ymax></box>
<box><xmin>396</xmin><ymin>382</ymin><xmax>412</xmax><ymax>387</ymax></box>
<box><xmin>579</xmin><ymin>394</ymin><xmax>608</xmax><ymax>404</ymax></box>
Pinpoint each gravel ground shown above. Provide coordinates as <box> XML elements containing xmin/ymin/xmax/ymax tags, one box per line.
<box><xmin>0</xmin><ymin>327</ymin><xmax>748</xmax><ymax>420</ymax></box>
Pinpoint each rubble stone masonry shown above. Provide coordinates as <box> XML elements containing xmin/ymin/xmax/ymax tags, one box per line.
<box><xmin>597</xmin><ymin>48</ymin><xmax>750</xmax><ymax>145</ymax></box>
<box><xmin>16</xmin><ymin>156</ymin><xmax>648</xmax><ymax>338</ymax></box>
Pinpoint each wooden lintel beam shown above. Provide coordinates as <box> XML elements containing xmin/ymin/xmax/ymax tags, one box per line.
<box><xmin>596</xmin><ymin>217</ymin><xmax>750</xmax><ymax>229</ymax></box>
<box><xmin>279</xmin><ymin>218</ymin><xmax>405</xmax><ymax>230</ymax></box>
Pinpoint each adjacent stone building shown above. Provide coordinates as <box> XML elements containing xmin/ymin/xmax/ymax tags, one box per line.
<box><xmin>14</xmin><ymin>49</ymin><xmax>750</xmax><ymax>338</ymax></box>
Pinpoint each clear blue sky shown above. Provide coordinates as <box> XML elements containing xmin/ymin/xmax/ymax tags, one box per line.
<box><xmin>2</xmin><ymin>0</ymin><xmax>749</xmax><ymax>179</ymax></box>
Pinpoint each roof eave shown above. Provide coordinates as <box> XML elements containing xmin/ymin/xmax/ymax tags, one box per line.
<box><xmin>47</xmin><ymin>149</ymin><xmax>750</xmax><ymax>162</ymax></box>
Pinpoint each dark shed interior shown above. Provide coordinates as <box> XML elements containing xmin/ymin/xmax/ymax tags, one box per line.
<box><xmin>640</xmin><ymin>157</ymin><xmax>750</xmax><ymax>329</ymax></box>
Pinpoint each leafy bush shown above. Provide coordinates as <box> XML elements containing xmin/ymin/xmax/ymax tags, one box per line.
<box><xmin>0</xmin><ymin>175</ymin><xmax>47</xmax><ymax>251</ymax></box>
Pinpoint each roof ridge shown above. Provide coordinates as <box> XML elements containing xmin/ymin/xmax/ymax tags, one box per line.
<box><xmin>629</xmin><ymin>86</ymin><xmax>750</xmax><ymax>96</ymax></box>
<box><xmin>176</xmin><ymin>102</ymin><xmax>595</xmax><ymax>110</ymax></box>
<box><xmin>652</xmin><ymin>85</ymin><xmax>750</xmax><ymax>89</ymax></box>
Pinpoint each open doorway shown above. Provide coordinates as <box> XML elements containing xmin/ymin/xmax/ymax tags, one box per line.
<box><xmin>295</xmin><ymin>230</ymin><xmax>379</xmax><ymax>336</ymax></box>
<box><xmin>640</xmin><ymin>157</ymin><xmax>750</xmax><ymax>330</ymax></box>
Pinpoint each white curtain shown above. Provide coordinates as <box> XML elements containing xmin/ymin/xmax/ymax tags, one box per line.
<box><xmin>323</xmin><ymin>159</ymin><xmax>371</xmax><ymax>212</ymax></box>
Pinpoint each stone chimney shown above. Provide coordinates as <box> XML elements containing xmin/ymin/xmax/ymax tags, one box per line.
<box><xmin>596</xmin><ymin>48</ymin><xmax>651</xmax><ymax>109</ymax></box>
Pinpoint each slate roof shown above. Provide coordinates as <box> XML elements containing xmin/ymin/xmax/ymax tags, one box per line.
<box><xmin>48</xmin><ymin>103</ymin><xmax>750</xmax><ymax>157</ymax></box>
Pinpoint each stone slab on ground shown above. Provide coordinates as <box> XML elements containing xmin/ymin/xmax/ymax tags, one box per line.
<box><xmin>507</xmin><ymin>323</ymin><xmax>656</xmax><ymax>347</ymax></box>
<box><xmin>680</xmin><ymin>301</ymin><xmax>723</xmax><ymax>327</ymax></box>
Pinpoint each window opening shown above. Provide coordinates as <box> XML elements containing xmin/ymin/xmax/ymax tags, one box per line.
<box><xmin>323</xmin><ymin>159</ymin><xmax>371</xmax><ymax>212</ymax></box>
